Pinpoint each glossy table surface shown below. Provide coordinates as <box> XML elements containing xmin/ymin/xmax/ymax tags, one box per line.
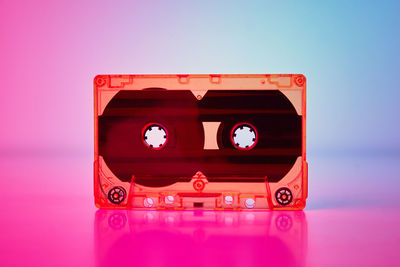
<box><xmin>0</xmin><ymin>153</ymin><xmax>399</xmax><ymax>267</ymax></box>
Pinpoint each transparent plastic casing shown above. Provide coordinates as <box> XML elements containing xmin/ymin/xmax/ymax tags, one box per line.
<box><xmin>94</xmin><ymin>74</ymin><xmax>307</xmax><ymax>210</ymax></box>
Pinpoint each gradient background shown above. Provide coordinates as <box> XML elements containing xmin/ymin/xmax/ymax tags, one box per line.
<box><xmin>0</xmin><ymin>0</ymin><xmax>399</xmax><ymax>266</ymax></box>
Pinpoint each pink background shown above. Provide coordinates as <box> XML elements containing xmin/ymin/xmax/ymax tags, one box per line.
<box><xmin>1</xmin><ymin>1</ymin><xmax>399</xmax><ymax>266</ymax></box>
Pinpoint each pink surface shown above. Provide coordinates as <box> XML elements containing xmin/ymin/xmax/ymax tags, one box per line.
<box><xmin>0</xmin><ymin>155</ymin><xmax>399</xmax><ymax>267</ymax></box>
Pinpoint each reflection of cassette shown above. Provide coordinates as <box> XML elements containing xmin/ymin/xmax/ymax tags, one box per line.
<box><xmin>95</xmin><ymin>210</ymin><xmax>307</xmax><ymax>267</ymax></box>
<box><xmin>94</xmin><ymin>74</ymin><xmax>307</xmax><ymax>210</ymax></box>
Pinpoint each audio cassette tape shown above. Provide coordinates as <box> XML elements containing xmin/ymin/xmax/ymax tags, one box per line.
<box><xmin>94</xmin><ymin>74</ymin><xmax>307</xmax><ymax>210</ymax></box>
